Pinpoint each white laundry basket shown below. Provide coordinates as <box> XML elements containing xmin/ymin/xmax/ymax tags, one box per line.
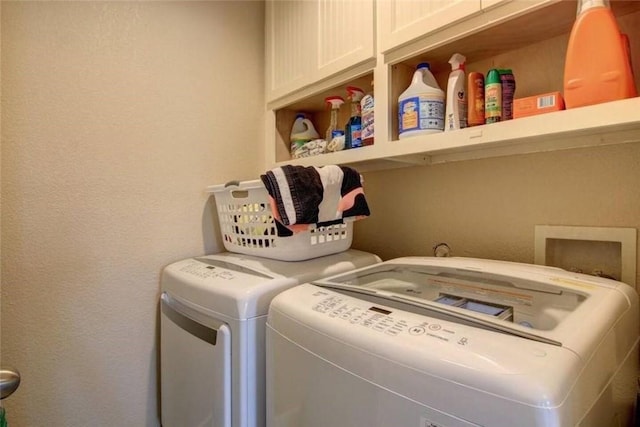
<box><xmin>207</xmin><ymin>179</ymin><xmax>353</xmax><ymax>261</ymax></box>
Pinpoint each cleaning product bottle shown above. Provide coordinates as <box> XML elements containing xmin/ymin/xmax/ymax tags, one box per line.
<box><xmin>467</xmin><ymin>72</ymin><xmax>485</xmax><ymax>126</ymax></box>
<box><xmin>345</xmin><ymin>86</ymin><xmax>365</xmax><ymax>149</ymax></box>
<box><xmin>324</xmin><ymin>96</ymin><xmax>345</xmax><ymax>144</ymax></box>
<box><xmin>485</xmin><ymin>69</ymin><xmax>502</xmax><ymax>124</ymax></box>
<box><xmin>564</xmin><ymin>0</ymin><xmax>637</xmax><ymax>108</ymax></box>
<box><xmin>445</xmin><ymin>53</ymin><xmax>467</xmax><ymax>131</ymax></box>
<box><xmin>290</xmin><ymin>114</ymin><xmax>306</xmax><ymax>140</ymax></box>
<box><xmin>398</xmin><ymin>63</ymin><xmax>445</xmax><ymax>139</ymax></box>
<box><xmin>289</xmin><ymin>113</ymin><xmax>319</xmax><ymax>155</ymax></box>
<box><xmin>290</xmin><ymin>114</ymin><xmax>319</xmax><ymax>144</ymax></box>
<box><xmin>419</xmin><ymin>62</ymin><xmax>440</xmax><ymax>89</ymax></box>
<box><xmin>360</xmin><ymin>82</ymin><xmax>375</xmax><ymax>146</ymax></box>
<box><xmin>499</xmin><ymin>69</ymin><xmax>516</xmax><ymax>121</ymax></box>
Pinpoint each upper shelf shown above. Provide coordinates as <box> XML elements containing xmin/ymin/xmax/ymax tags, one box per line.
<box><xmin>276</xmin><ymin>97</ymin><xmax>640</xmax><ymax>172</ymax></box>
<box><xmin>270</xmin><ymin>0</ymin><xmax>640</xmax><ymax>172</ymax></box>
<box><xmin>385</xmin><ymin>0</ymin><xmax>640</xmax><ymax>71</ymax></box>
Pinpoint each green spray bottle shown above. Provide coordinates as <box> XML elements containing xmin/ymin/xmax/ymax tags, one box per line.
<box><xmin>485</xmin><ymin>69</ymin><xmax>502</xmax><ymax>124</ymax></box>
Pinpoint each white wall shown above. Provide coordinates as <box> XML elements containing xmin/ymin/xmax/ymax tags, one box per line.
<box><xmin>1</xmin><ymin>1</ymin><xmax>264</xmax><ymax>425</ymax></box>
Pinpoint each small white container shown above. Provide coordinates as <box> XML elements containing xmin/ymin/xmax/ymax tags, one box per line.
<box><xmin>290</xmin><ymin>114</ymin><xmax>319</xmax><ymax>143</ymax></box>
<box><xmin>445</xmin><ymin>53</ymin><xmax>468</xmax><ymax>131</ymax></box>
<box><xmin>398</xmin><ymin>63</ymin><xmax>445</xmax><ymax>139</ymax></box>
<box><xmin>360</xmin><ymin>89</ymin><xmax>375</xmax><ymax>145</ymax></box>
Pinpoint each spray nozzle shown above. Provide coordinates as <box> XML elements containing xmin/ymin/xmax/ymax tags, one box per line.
<box><xmin>325</xmin><ymin>96</ymin><xmax>345</xmax><ymax>110</ymax></box>
<box><xmin>449</xmin><ymin>53</ymin><xmax>466</xmax><ymax>71</ymax></box>
<box><xmin>346</xmin><ymin>86</ymin><xmax>365</xmax><ymax>103</ymax></box>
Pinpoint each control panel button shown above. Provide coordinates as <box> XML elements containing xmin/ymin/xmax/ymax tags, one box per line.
<box><xmin>409</xmin><ymin>326</ymin><xmax>426</xmax><ymax>335</ymax></box>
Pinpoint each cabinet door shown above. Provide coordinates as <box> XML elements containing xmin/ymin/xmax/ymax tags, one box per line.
<box><xmin>481</xmin><ymin>0</ymin><xmax>510</xmax><ymax>10</ymax></box>
<box><xmin>265</xmin><ymin>0</ymin><xmax>317</xmax><ymax>102</ymax></box>
<box><xmin>266</xmin><ymin>0</ymin><xmax>375</xmax><ymax>104</ymax></box>
<box><xmin>313</xmin><ymin>0</ymin><xmax>375</xmax><ymax>83</ymax></box>
<box><xmin>378</xmin><ymin>0</ymin><xmax>481</xmax><ymax>53</ymax></box>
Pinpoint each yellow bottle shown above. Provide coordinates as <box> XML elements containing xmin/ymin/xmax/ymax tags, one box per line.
<box><xmin>467</xmin><ymin>72</ymin><xmax>485</xmax><ymax>126</ymax></box>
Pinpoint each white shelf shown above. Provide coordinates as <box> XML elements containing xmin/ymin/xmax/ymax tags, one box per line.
<box><xmin>276</xmin><ymin>97</ymin><xmax>640</xmax><ymax>172</ymax></box>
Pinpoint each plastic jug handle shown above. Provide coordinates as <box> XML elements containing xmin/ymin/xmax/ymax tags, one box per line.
<box><xmin>621</xmin><ymin>33</ymin><xmax>634</xmax><ymax>79</ymax></box>
<box><xmin>412</xmin><ymin>70</ymin><xmax>423</xmax><ymax>85</ymax></box>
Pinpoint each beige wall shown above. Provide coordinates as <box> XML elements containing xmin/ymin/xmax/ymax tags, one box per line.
<box><xmin>355</xmin><ymin>143</ymin><xmax>640</xmax><ymax>286</ymax></box>
<box><xmin>1</xmin><ymin>2</ymin><xmax>264</xmax><ymax>425</ymax></box>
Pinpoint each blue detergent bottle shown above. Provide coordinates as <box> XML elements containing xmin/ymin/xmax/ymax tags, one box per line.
<box><xmin>345</xmin><ymin>86</ymin><xmax>365</xmax><ymax>149</ymax></box>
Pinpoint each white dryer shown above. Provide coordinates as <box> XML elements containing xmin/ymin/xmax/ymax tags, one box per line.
<box><xmin>160</xmin><ymin>249</ymin><xmax>380</xmax><ymax>427</ymax></box>
<box><xmin>266</xmin><ymin>257</ymin><xmax>639</xmax><ymax>427</ymax></box>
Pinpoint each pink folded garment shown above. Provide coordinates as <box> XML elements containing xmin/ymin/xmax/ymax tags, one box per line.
<box><xmin>260</xmin><ymin>165</ymin><xmax>370</xmax><ymax>236</ymax></box>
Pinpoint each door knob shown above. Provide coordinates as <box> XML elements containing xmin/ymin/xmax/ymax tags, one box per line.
<box><xmin>0</xmin><ymin>368</ymin><xmax>20</xmax><ymax>400</ymax></box>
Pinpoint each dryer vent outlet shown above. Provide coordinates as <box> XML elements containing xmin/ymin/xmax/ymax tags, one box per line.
<box><xmin>433</xmin><ymin>243</ymin><xmax>451</xmax><ymax>257</ymax></box>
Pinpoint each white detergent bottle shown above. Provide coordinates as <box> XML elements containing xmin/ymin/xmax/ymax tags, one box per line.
<box><xmin>290</xmin><ymin>114</ymin><xmax>319</xmax><ymax>143</ymax></box>
<box><xmin>420</xmin><ymin>62</ymin><xmax>440</xmax><ymax>89</ymax></box>
<box><xmin>445</xmin><ymin>53</ymin><xmax>467</xmax><ymax>131</ymax></box>
<box><xmin>398</xmin><ymin>62</ymin><xmax>445</xmax><ymax>139</ymax></box>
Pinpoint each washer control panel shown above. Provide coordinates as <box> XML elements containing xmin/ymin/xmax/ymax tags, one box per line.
<box><xmin>179</xmin><ymin>259</ymin><xmax>236</xmax><ymax>280</ymax></box>
<box><xmin>311</xmin><ymin>292</ymin><xmax>471</xmax><ymax>347</ymax></box>
<box><xmin>177</xmin><ymin>258</ymin><xmax>274</xmax><ymax>281</ymax></box>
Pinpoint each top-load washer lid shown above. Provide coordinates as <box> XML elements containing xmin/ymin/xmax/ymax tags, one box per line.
<box><xmin>160</xmin><ymin>250</ymin><xmax>380</xmax><ymax>320</ymax></box>
<box><xmin>312</xmin><ymin>256</ymin><xmax>638</xmax><ymax>357</ymax></box>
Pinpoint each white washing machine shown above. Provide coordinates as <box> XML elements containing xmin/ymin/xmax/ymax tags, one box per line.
<box><xmin>160</xmin><ymin>249</ymin><xmax>380</xmax><ymax>427</ymax></box>
<box><xmin>267</xmin><ymin>257</ymin><xmax>639</xmax><ymax>427</ymax></box>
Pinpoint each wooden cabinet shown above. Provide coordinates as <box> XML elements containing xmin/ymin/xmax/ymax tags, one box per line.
<box><xmin>265</xmin><ymin>0</ymin><xmax>314</xmax><ymax>103</ymax></box>
<box><xmin>480</xmin><ymin>0</ymin><xmax>510</xmax><ymax>11</ymax></box>
<box><xmin>265</xmin><ymin>0</ymin><xmax>374</xmax><ymax>103</ymax></box>
<box><xmin>376</xmin><ymin>0</ymin><xmax>513</xmax><ymax>53</ymax></box>
<box><xmin>266</xmin><ymin>0</ymin><xmax>640</xmax><ymax>172</ymax></box>
<box><xmin>378</xmin><ymin>0</ymin><xmax>482</xmax><ymax>53</ymax></box>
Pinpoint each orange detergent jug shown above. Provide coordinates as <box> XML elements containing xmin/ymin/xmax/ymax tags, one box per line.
<box><xmin>563</xmin><ymin>0</ymin><xmax>637</xmax><ymax>109</ymax></box>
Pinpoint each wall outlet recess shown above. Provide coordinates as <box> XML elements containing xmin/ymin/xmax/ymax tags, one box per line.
<box><xmin>534</xmin><ymin>225</ymin><xmax>637</xmax><ymax>288</ymax></box>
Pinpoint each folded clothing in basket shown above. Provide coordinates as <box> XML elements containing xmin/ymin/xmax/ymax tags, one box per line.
<box><xmin>260</xmin><ymin>165</ymin><xmax>370</xmax><ymax>236</ymax></box>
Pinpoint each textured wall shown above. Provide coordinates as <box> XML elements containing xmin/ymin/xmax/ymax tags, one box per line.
<box><xmin>355</xmin><ymin>143</ymin><xmax>640</xmax><ymax>286</ymax></box>
<box><xmin>1</xmin><ymin>2</ymin><xmax>264</xmax><ymax>425</ymax></box>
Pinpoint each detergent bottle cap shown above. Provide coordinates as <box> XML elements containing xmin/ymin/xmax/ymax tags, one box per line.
<box><xmin>295</xmin><ymin>113</ymin><xmax>305</xmax><ymax>119</ymax></box>
<box><xmin>577</xmin><ymin>0</ymin><xmax>607</xmax><ymax>14</ymax></box>
<box><xmin>486</xmin><ymin>69</ymin><xmax>501</xmax><ymax>85</ymax></box>
<box><xmin>417</xmin><ymin>62</ymin><xmax>431</xmax><ymax>70</ymax></box>
<box><xmin>325</xmin><ymin>96</ymin><xmax>345</xmax><ymax>109</ymax></box>
<box><xmin>448</xmin><ymin>53</ymin><xmax>466</xmax><ymax>71</ymax></box>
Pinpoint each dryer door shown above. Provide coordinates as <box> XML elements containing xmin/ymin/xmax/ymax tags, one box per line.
<box><xmin>161</xmin><ymin>292</ymin><xmax>231</xmax><ymax>427</ymax></box>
